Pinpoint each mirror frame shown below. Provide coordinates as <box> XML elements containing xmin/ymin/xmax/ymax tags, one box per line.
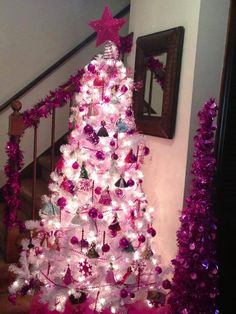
<box><xmin>133</xmin><ymin>27</ymin><xmax>184</xmax><ymax>138</ymax></box>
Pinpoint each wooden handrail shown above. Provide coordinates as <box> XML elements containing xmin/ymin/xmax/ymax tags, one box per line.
<box><xmin>0</xmin><ymin>4</ymin><xmax>130</xmax><ymax>113</ymax></box>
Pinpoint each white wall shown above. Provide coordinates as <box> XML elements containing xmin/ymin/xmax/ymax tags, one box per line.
<box><xmin>0</xmin><ymin>0</ymin><xmax>129</xmax><ymax>186</ymax></box>
<box><xmin>128</xmin><ymin>0</ymin><xmax>229</xmax><ymax>266</ymax></box>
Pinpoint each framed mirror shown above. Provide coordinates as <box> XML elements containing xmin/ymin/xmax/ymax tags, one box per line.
<box><xmin>133</xmin><ymin>27</ymin><xmax>184</xmax><ymax>138</ymax></box>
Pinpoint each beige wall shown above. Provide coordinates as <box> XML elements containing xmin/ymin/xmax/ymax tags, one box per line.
<box><xmin>0</xmin><ymin>0</ymin><xmax>129</xmax><ymax>186</ymax></box>
<box><xmin>128</xmin><ymin>0</ymin><xmax>229</xmax><ymax>265</ymax></box>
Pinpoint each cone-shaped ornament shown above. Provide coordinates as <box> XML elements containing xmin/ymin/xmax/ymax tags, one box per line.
<box><xmin>86</xmin><ymin>243</ymin><xmax>100</xmax><ymax>259</ymax></box>
<box><xmin>115</xmin><ymin>175</ymin><xmax>129</xmax><ymax>188</ymax></box>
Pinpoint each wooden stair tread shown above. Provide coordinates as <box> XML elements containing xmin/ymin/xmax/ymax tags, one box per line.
<box><xmin>38</xmin><ymin>154</ymin><xmax>60</xmax><ymax>170</ymax></box>
<box><xmin>21</xmin><ymin>178</ymin><xmax>48</xmax><ymax>209</ymax></box>
<box><xmin>0</xmin><ymin>293</ymin><xmax>32</xmax><ymax>314</ymax></box>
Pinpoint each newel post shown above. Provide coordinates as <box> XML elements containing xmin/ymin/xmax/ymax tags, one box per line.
<box><xmin>5</xmin><ymin>100</ymin><xmax>25</xmax><ymax>263</ymax></box>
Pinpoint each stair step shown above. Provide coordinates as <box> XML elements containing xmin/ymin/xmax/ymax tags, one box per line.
<box><xmin>38</xmin><ymin>154</ymin><xmax>60</xmax><ymax>183</ymax></box>
<box><xmin>0</xmin><ymin>293</ymin><xmax>32</xmax><ymax>314</ymax></box>
<box><xmin>38</xmin><ymin>154</ymin><xmax>60</xmax><ymax>170</ymax></box>
<box><xmin>21</xmin><ymin>178</ymin><xmax>48</xmax><ymax>211</ymax></box>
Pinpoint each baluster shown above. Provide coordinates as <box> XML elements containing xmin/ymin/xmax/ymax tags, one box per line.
<box><xmin>5</xmin><ymin>100</ymin><xmax>24</xmax><ymax>262</ymax></box>
<box><xmin>50</xmin><ymin>108</ymin><xmax>56</xmax><ymax>172</ymax></box>
<box><xmin>32</xmin><ymin>125</ymin><xmax>38</xmax><ymax>220</ymax></box>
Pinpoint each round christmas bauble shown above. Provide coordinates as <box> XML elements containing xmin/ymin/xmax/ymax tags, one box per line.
<box><xmin>121</xmin><ymin>85</ymin><xmax>128</xmax><ymax>93</ymax></box>
<box><xmin>80</xmin><ymin>239</ymin><xmax>89</xmax><ymax>248</ymax></box>
<box><xmin>162</xmin><ymin>279</ymin><xmax>171</xmax><ymax>290</ymax></box>
<box><xmin>102</xmin><ymin>243</ymin><xmax>110</xmax><ymax>252</ymax></box>
<box><xmin>130</xmin><ymin>292</ymin><xmax>135</xmax><ymax>298</ymax></box>
<box><xmin>111</xmin><ymin>153</ymin><xmax>118</xmax><ymax>160</ymax></box>
<box><xmin>138</xmin><ymin>234</ymin><xmax>146</xmax><ymax>243</ymax></box>
<box><xmin>155</xmin><ymin>266</ymin><xmax>162</xmax><ymax>274</ymax></box>
<box><xmin>147</xmin><ymin>227</ymin><xmax>156</xmax><ymax>237</ymax></box>
<box><xmin>88</xmin><ymin>207</ymin><xmax>98</xmax><ymax>218</ymax></box>
<box><xmin>103</xmin><ymin>96</ymin><xmax>110</xmax><ymax>103</ymax></box>
<box><xmin>98</xmin><ymin>213</ymin><xmax>103</xmax><ymax>219</ymax></box>
<box><xmin>57</xmin><ymin>197</ymin><xmax>67</xmax><ymax>209</ymax></box>
<box><xmin>120</xmin><ymin>289</ymin><xmax>128</xmax><ymax>298</ymax></box>
<box><xmin>127</xmin><ymin>178</ymin><xmax>135</xmax><ymax>187</ymax></box>
<box><xmin>144</xmin><ymin>146</ymin><xmax>150</xmax><ymax>156</ymax></box>
<box><xmin>126</xmin><ymin>109</ymin><xmax>132</xmax><ymax>117</ymax></box>
<box><xmin>70</xmin><ymin>236</ymin><xmax>79</xmax><ymax>245</ymax></box>
<box><xmin>84</xmin><ymin>124</ymin><xmax>93</xmax><ymax>135</ymax></box>
<box><xmin>88</xmin><ymin>63</ymin><xmax>96</xmax><ymax>73</ymax></box>
<box><xmin>95</xmin><ymin>187</ymin><xmax>102</xmax><ymax>195</ymax></box>
<box><xmin>115</xmin><ymin>188</ymin><xmax>123</xmax><ymax>198</ymax></box>
<box><xmin>119</xmin><ymin>237</ymin><xmax>130</xmax><ymax>248</ymax></box>
<box><xmin>110</xmin><ymin>140</ymin><xmax>116</xmax><ymax>147</ymax></box>
<box><xmin>110</xmin><ymin>230</ymin><xmax>117</xmax><ymax>238</ymax></box>
<box><xmin>72</xmin><ymin>161</ymin><xmax>79</xmax><ymax>169</ymax></box>
<box><xmin>96</xmin><ymin>150</ymin><xmax>106</xmax><ymax>160</ymax></box>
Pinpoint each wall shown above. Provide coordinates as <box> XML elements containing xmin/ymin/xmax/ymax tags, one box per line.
<box><xmin>128</xmin><ymin>0</ymin><xmax>229</xmax><ymax>266</ymax></box>
<box><xmin>0</xmin><ymin>0</ymin><xmax>129</xmax><ymax>186</ymax></box>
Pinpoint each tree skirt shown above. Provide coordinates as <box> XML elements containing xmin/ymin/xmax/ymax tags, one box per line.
<box><xmin>30</xmin><ymin>295</ymin><xmax>171</xmax><ymax>314</ymax></box>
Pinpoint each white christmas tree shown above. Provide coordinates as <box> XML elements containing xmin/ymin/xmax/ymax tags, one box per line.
<box><xmin>9</xmin><ymin>7</ymin><xmax>169</xmax><ymax>314</ymax></box>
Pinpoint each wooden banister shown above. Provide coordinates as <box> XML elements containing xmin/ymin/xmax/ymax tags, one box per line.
<box><xmin>0</xmin><ymin>4</ymin><xmax>130</xmax><ymax>113</ymax></box>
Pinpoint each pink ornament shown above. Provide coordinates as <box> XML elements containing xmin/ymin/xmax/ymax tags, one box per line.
<box><xmin>95</xmin><ymin>186</ymin><xmax>102</xmax><ymax>195</ymax></box>
<box><xmin>147</xmin><ymin>227</ymin><xmax>156</xmax><ymax>237</ymax></box>
<box><xmin>8</xmin><ymin>294</ymin><xmax>16</xmax><ymax>305</ymax></box>
<box><xmin>120</xmin><ymin>289</ymin><xmax>128</xmax><ymax>298</ymax></box>
<box><xmin>102</xmin><ymin>243</ymin><xmax>110</xmax><ymax>253</ymax></box>
<box><xmin>155</xmin><ymin>266</ymin><xmax>162</xmax><ymax>274</ymax></box>
<box><xmin>88</xmin><ymin>63</ymin><xmax>96</xmax><ymax>73</ymax></box>
<box><xmin>103</xmin><ymin>96</ymin><xmax>110</xmax><ymax>103</ymax></box>
<box><xmin>70</xmin><ymin>236</ymin><xmax>79</xmax><ymax>245</ymax></box>
<box><xmin>121</xmin><ymin>85</ymin><xmax>128</xmax><ymax>93</ymax></box>
<box><xmin>138</xmin><ymin>234</ymin><xmax>146</xmax><ymax>243</ymax></box>
<box><xmin>57</xmin><ymin>197</ymin><xmax>67</xmax><ymax>209</ymax></box>
<box><xmin>88</xmin><ymin>207</ymin><xmax>98</xmax><ymax>218</ymax></box>
<box><xmin>127</xmin><ymin>178</ymin><xmax>135</xmax><ymax>187</ymax></box>
<box><xmin>72</xmin><ymin>161</ymin><xmax>79</xmax><ymax>169</ymax></box>
<box><xmin>88</xmin><ymin>6</ymin><xmax>126</xmax><ymax>47</ymax></box>
<box><xmin>115</xmin><ymin>188</ymin><xmax>124</xmax><ymax>198</ymax></box>
<box><xmin>162</xmin><ymin>279</ymin><xmax>171</xmax><ymax>290</ymax></box>
<box><xmin>79</xmin><ymin>259</ymin><xmax>92</xmax><ymax>277</ymax></box>
<box><xmin>96</xmin><ymin>150</ymin><xmax>106</xmax><ymax>160</ymax></box>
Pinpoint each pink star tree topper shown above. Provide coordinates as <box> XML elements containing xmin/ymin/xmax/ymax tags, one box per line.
<box><xmin>89</xmin><ymin>6</ymin><xmax>126</xmax><ymax>47</ymax></box>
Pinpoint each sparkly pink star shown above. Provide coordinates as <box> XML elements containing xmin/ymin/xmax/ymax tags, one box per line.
<box><xmin>89</xmin><ymin>6</ymin><xmax>126</xmax><ymax>47</ymax></box>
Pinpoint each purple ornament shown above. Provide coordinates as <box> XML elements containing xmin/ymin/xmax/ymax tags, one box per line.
<box><xmin>103</xmin><ymin>96</ymin><xmax>110</xmax><ymax>103</ymax></box>
<box><xmin>113</xmin><ymin>132</ymin><xmax>118</xmax><ymax>139</ymax></box>
<box><xmin>143</xmin><ymin>146</ymin><xmax>150</xmax><ymax>156</ymax></box>
<box><xmin>79</xmin><ymin>106</ymin><xmax>84</xmax><ymax>112</ymax></box>
<box><xmin>127</xmin><ymin>179</ymin><xmax>135</xmax><ymax>187</ymax></box>
<box><xmin>130</xmin><ymin>292</ymin><xmax>135</xmax><ymax>298</ymax></box>
<box><xmin>110</xmin><ymin>140</ymin><xmax>116</xmax><ymax>147</ymax></box>
<box><xmin>126</xmin><ymin>109</ymin><xmax>133</xmax><ymax>117</ymax></box>
<box><xmin>57</xmin><ymin>197</ymin><xmax>67</xmax><ymax>209</ymax></box>
<box><xmin>70</xmin><ymin>236</ymin><xmax>79</xmax><ymax>245</ymax></box>
<box><xmin>102</xmin><ymin>243</ymin><xmax>110</xmax><ymax>253</ymax></box>
<box><xmin>111</xmin><ymin>153</ymin><xmax>118</xmax><ymax>160</ymax></box>
<box><xmin>147</xmin><ymin>227</ymin><xmax>156</xmax><ymax>237</ymax></box>
<box><xmin>88</xmin><ymin>207</ymin><xmax>98</xmax><ymax>218</ymax></box>
<box><xmin>120</xmin><ymin>289</ymin><xmax>128</xmax><ymax>298</ymax></box>
<box><xmin>119</xmin><ymin>237</ymin><xmax>130</xmax><ymax>248</ymax></box>
<box><xmin>115</xmin><ymin>188</ymin><xmax>124</xmax><ymax>198</ymax></box>
<box><xmin>88</xmin><ymin>63</ymin><xmax>96</xmax><ymax>73</ymax></box>
<box><xmin>162</xmin><ymin>279</ymin><xmax>171</xmax><ymax>290</ymax></box>
<box><xmin>98</xmin><ymin>213</ymin><xmax>103</xmax><ymax>219</ymax></box>
<box><xmin>96</xmin><ymin>150</ymin><xmax>106</xmax><ymax>160</ymax></box>
<box><xmin>72</xmin><ymin>161</ymin><xmax>79</xmax><ymax>169</ymax></box>
<box><xmin>80</xmin><ymin>239</ymin><xmax>89</xmax><ymax>248</ymax></box>
<box><xmin>121</xmin><ymin>85</ymin><xmax>128</xmax><ymax>93</ymax></box>
<box><xmin>155</xmin><ymin>266</ymin><xmax>162</xmax><ymax>274</ymax></box>
<box><xmin>84</xmin><ymin>124</ymin><xmax>93</xmax><ymax>135</ymax></box>
<box><xmin>138</xmin><ymin>234</ymin><xmax>146</xmax><ymax>243</ymax></box>
<box><xmin>95</xmin><ymin>187</ymin><xmax>102</xmax><ymax>195</ymax></box>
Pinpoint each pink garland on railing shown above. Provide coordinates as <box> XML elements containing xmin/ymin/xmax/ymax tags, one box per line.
<box><xmin>2</xmin><ymin>137</ymin><xmax>24</xmax><ymax>226</ymax></box>
<box><xmin>23</xmin><ymin>69</ymin><xmax>84</xmax><ymax>129</ymax></box>
<box><xmin>147</xmin><ymin>56</ymin><xmax>166</xmax><ymax>89</ymax></box>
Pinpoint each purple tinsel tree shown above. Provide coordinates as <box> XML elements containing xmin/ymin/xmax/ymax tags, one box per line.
<box><xmin>168</xmin><ymin>99</ymin><xmax>219</xmax><ymax>314</ymax></box>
